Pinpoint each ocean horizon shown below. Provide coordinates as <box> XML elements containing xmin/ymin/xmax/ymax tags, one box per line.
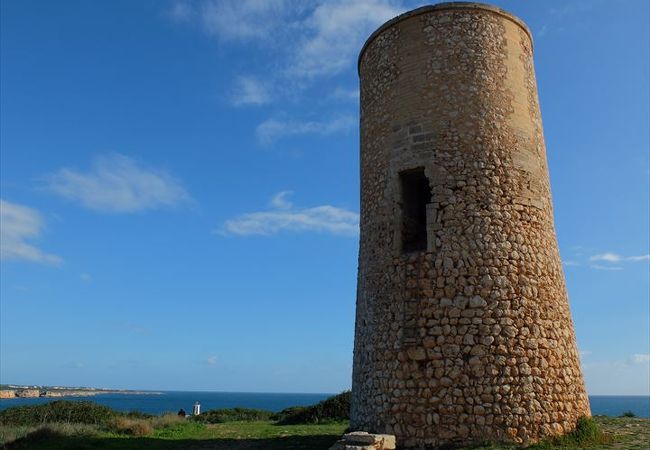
<box><xmin>1</xmin><ymin>392</ymin><xmax>648</xmax><ymax>418</ymax></box>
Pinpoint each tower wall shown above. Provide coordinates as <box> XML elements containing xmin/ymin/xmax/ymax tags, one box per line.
<box><xmin>352</xmin><ymin>3</ymin><xmax>590</xmax><ymax>447</ymax></box>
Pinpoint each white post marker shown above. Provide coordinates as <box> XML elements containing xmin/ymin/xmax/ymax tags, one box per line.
<box><xmin>192</xmin><ymin>401</ymin><xmax>201</xmax><ymax>416</ymax></box>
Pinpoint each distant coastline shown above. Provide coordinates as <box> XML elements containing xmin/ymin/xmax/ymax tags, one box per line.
<box><xmin>0</xmin><ymin>391</ymin><xmax>648</xmax><ymax>418</ymax></box>
<box><xmin>0</xmin><ymin>385</ymin><xmax>162</xmax><ymax>400</ymax></box>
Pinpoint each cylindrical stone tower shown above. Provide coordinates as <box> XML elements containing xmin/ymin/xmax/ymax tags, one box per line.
<box><xmin>352</xmin><ymin>3</ymin><xmax>590</xmax><ymax>448</ymax></box>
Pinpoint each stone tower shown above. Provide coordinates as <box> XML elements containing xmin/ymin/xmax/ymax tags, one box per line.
<box><xmin>352</xmin><ymin>3</ymin><xmax>590</xmax><ymax>448</ymax></box>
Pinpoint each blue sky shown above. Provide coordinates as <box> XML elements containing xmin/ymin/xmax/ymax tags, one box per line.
<box><xmin>0</xmin><ymin>0</ymin><xmax>648</xmax><ymax>395</ymax></box>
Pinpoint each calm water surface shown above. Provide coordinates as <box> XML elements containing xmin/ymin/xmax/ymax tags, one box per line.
<box><xmin>0</xmin><ymin>391</ymin><xmax>331</xmax><ymax>415</ymax></box>
<box><xmin>1</xmin><ymin>392</ymin><xmax>648</xmax><ymax>418</ymax></box>
<box><xmin>588</xmin><ymin>395</ymin><xmax>649</xmax><ymax>418</ymax></box>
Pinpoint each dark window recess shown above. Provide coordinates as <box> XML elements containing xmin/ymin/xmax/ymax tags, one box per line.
<box><xmin>400</xmin><ymin>168</ymin><xmax>431</xmax><ymax>252</ymax></box>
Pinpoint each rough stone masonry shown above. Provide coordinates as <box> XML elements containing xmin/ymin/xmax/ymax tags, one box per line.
<box><xmin>351</xmin><ymin>3</ymin><xmax>590</xmax><ymax>448</ymax></box>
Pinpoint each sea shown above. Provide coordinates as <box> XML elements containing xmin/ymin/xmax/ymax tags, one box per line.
<box><xmin>0</xmin><ymin>393</ymin><xmax>648</xmax><ymax>418</ymax></box>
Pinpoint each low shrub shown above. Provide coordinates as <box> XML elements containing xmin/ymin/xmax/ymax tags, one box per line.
<box><xmin>0</xmin><ymin>401</ymin><xmax>116</xmax><ymax>426</ymax></box>
<box><xmin>41</xmin><ymin>422</ymin><xmax>101</xmax><ymax>438</ymax></box>
<box><xmin>0</xmin><ymin>424</ymin><xmax>37</xmax><ymax>445</ymax></box>
<box><xmin>2</xmin><ymin>426</ymin><xmax>63</xmax><ymax>448</ymax></box>
<box><xmin>108</xmin><ymin>416</ymin><xmax>153</xmax><ymax>436</ymax></box>
<box><xmin>532</xmin><ymin>416</ymin><xmax>610</xmax><ymax>449</ymax></box>
<box><xmin>275</xmin><ymin>391</ymin><xmax>350</xmax><ymax>425</ymax></box>
<box><xmin>1</xmin><ymin>423</ymin><xmax>100</xmax><ymax>448</ymax></box>
<box><xmin>620</xmin><ymin>410</ymin><xmax>636</xmax><ymax>418</ymax></box>
<box><xmin>192</xmin><ymin>407</ymin><xmax>274</xmax><ymax>424</ymax></box>
<box><xmin>567</xmin><ymin>416</ymin><xmax>605</xmax><ymax>444</ymax></box>
<box><xmin>151</xmin><ymin>413</ymin><xmax>185</xmax><ymax>429</ymax></box>
<box><xmin>124</xmin><ymin>410</ymin><xmax>154</xmax><ymax>419</ymax></box>
<box><xmin>273</xmin><ymin>406</ymin><xmax>307</xmax><ymax>423</ymax></box>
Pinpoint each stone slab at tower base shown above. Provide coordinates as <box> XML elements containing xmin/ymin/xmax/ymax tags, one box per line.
<box><xmin>351</xmin><ymin>3</ymin><xmax>590</xmax><ymax>448</ymax></box>
<box><xmin>330</xmin><ymin>432</ymin><xmax>396</xmax><ymax>450</ymax></box>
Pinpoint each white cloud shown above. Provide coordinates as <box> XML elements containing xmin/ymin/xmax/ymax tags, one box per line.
<box><xmin>256</xmin><ymin>115</ymin><xmax>355</xmax><ymax>144</ymax></box>
<box><xmin>174</xmin><ymin>0</ymin><xmax>401</xmax><ymax>104</ymax></box>
<box><xmin>80</xmin><ymin>273</ymin><xmax>92</xmax><ymax>282</ymax></box>
<box><xmin>219</xmin><ymin>192</ymin><xmax>358</xmax><ymax>236</ymax></box>
<box><xmin>200</xmin><ymin>0</ymin><xmax>297</xmax><ymax>41</ymax></box>
<box><xmin>270</xmin><ymin>191</ymin><xmax>293</xmax><ymax>210</ymax></box>
<box><xmin>590</xmin><ymin>265</ymin><xmax>623</xmax><ymax>271</ymax></box>
<box><xmin>580</xmin><ymin>350</ymin><xmax>592</xmax><ymax>357</ymax></box>
<box><xmin>563</xmin><ymin>260</ymin><xmax>580</xmax><ymax>267</ymax></box>
<box><xmin>589</xmin><ymin>252</ymin><xmax>650</xmax><ymax>268</ymax></box>
<box><xmin>632</xmin><ymin>354</ymin><xmax>650</xmax><ymax>364</ymax></box>
<box><xmin>167</xmin><ymin>1</ymin><xmax>194</xmax><ymax>22</ymax></box>
<box><xmin>549</xmin><ymin>2</ymin><xmax>595</xmax><ymax>17</ymax></box>
<box><xmin>583</xmin><ymin>357</ymin><xmax>650</xmax><ymax>395</ymax></box>
<box><xmin>331</xmin><ymin>86</ymin><xmax>360</xmax><ymax>102</ymax></box>
<box><xmin>0</xmin><ymin>199</ymin><xmax>62</xmax><ymax>265</ymax></box>
<box><xmin>590</xmin><ymin>252</ymin><xmax>622</xmax><ymax>262</ymax></box>
<box><xmin>231</xmin><ymin>75</ymin><xmax>271</xmax><ymax>106</ymax></box>
<box><xmin>45</xmin><ymin>154</ymin><xmax>191</xmax><ymax>213</ymax></box>
<box><xmin>207</xmin><ymin>355</ymin><xmax>218</xmax><ymax>365</ymax></box>
<box><xmin>288</xmin><ymin>0</ymin><xmax>400</xmax><ymax>78</ymax></box>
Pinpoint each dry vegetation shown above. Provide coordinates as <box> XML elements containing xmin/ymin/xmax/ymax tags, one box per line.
<box><xmin>0</xmin><ymin>399</ymin><xmax>648</xmax><ymax>450</ymax></box>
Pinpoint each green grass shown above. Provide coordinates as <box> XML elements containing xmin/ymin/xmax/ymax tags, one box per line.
<box><xmin>191</xmin><ymin>407</ymin><xmax>275</xmax><ymax>424</ymax></box>
<box><xmin>2</xmin><ymin>417</ymin><xmax>649</xmax><ymax>450</ymax></box>
<box><xmin>1</xmin><ymin>397</ymin><xmax>648</xmax><ymax>450</ymax></box>
<box><xmin>1</xmin><ymin>420</ymin><xmax>349</xmax><ymax>450</ymax></box>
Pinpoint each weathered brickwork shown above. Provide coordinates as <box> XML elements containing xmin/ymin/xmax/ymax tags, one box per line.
<box><xmin>352</xmin><ymin>3</ymin><xmax>590</xmax><ymax>448</ymax></box>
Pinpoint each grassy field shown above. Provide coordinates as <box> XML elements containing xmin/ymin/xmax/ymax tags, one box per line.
<box><xmin>1</xmin><ymin>398</ymin><xmax>648</xmax><ymax>449</ymax></box>
<box><xmin>1</xmin><ymin>416</ymin><xmax>649</xmax><ymax>450</ymax></box>
<box><xmin>1</xmin><ymin>420</ymin><xmax>347</xmax><ymax>449</ymax></box>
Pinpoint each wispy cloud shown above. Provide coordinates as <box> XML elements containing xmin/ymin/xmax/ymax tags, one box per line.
<box><xmin>537</xmin><ymin>1</ymin><xmax>596</xmax><ymax>38</ymax></box>
<box><xmin>331</xmin><ymin>86</ymin><xmax>360</xmax><ymax>102</ymax></box>
<box><xmin>582</xmin><ymin>356</ymin><xmax>650</xmax><ymax>395</ymax></box>
<box><xmin>549</xmin><ymin>2</ymin><xmax>595</xmax><ymax>18</ymax></box>
<box><xmin>627</xmin><ymin>255</ymin><xmax>650</xmax><ymax>262</ymax></box>
<box><xmin>167</xmin><ymin>0</ymin><xmax>194</xmax><ymax>22</ymax></box>
<box><xmin>588</xmin><ymin>252</ymin><xmax>650</xmax><ymax>270</ymax></box>
<box><xmin>590</xmin><ymin>252</ymin><xmax>623</xmax><ymax>262</ymax></box>
<box><xmin>200</xmin><ymin>0</ymin><xmax>298</xmax><ymax>42</ymax></box>
<box><xmin>563</xmin><ymin>247</ymin><xmax>650</xmax><ymax>271</ymax></box>
<box><xmin>288</xmin><ymin>0</ymin><xmax>399</xmax><ymax>78</ymax></box>
<box><xmin>270</xmin><ymin>191</ymin><xmax>293</xmax><ymax>210</ymax></box>
<box><xmin>45</xmin><ymin>153</ymin><xmax>192</xmax><ymax>213</ymax></box>
<box><xmin>256</xmin><ymin>115</ymin><xmax>355</xmax><ymax>144</ymax></box>
<box><xmin>170</xmin><ymin>0</ymin><xmax>400</xmax><ymax>98</ymax></box>
<box><xmin>231</xmin><ymin>75</ymin><xmax>271</xmax><ymax>106</ymax></box>
<box><xmin>0</xmin><ymin>199</ymin><xmax>62</xmax><ymax>265</ymax></box>
<box><xmin>590</xmin><ymin>265</ymin><xmax>623</xmax><ymax>271</ymax></box>
<box><xmin>207</xmin><ymin>355</ymin><xmax>218</xmax><ymax>365</ymax></box>
<box><xmin>80</xmin><ymin>273</ymin><xmax>92</xmax><ymax>282</ymax></box>
<box><xmin>563</xmin><ymin>260</ymin><xmax>580</xmax><ymax>267</ymax></box>
<box><xmin>219</xmin><ymin>191</ymin><xmax>358</xmax><ymax>236</ymax></box>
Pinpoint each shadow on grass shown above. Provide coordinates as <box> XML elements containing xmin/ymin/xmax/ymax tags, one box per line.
<box><xmin>4</xmin><ymin>432</ymin><xmax>340</xmax><ymax>450</ymax></box>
